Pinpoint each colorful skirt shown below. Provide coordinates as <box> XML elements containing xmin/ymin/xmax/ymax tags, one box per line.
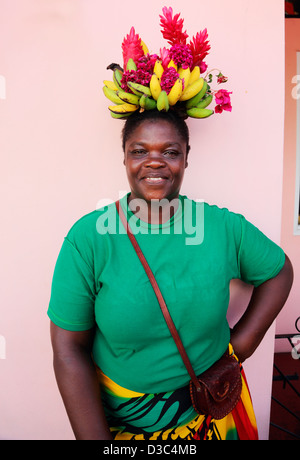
<box><xmin>97</xmin><ymin>346</ymin><xmax>258</xmax><ymax>441</ymax></box>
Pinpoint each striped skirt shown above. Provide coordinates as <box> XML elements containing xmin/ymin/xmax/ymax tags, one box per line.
<box><xmin>97</xmin><ymin>346</ymin><xmax>258</xmax><ymax>441</ymax></box>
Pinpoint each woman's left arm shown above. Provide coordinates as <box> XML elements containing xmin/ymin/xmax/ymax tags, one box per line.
<box><xmin>230</xmin><ymin>254</ymin><xmax>294</xmax><ymax>362</ymax></box>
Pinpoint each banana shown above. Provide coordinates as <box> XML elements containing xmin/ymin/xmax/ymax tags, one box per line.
<box><xmin>141</xmin><ymin>40</ymin><xmax>149</xmax><ymax>55</ymax></box>
<box><xmin>113</xmin><ymin>69</ymin><xmax>123</xmax><ymax>90</ymax></box>
<box><xmin>179</xmin><ymin>78</ymin><xmax>205</xmax><ymax>101</ymax></box>
<box><xmin>185</xmin><ymin>80</ymin><xmax>208</xmax><ymax>109</ymax></box>
<box><xmin>157</xmin><ymin>90</ymin><xmax>169</xmax><ymax>112</ymax></box>
<box><xmin>126</xmin><ymin>58</ymin><xmax>137</xmax><ymax>71</ymax></box>
<box><xmin>103</xmin><ymin>86</ymin><xmax>124</xmax><ymax>104</ymax></box>
<box><xmin>109</xmin><ymin>103</ymin><xmax>139</xmax><ymax>114</ymax></box>
<box><xmin>139</xmin><ymin>94</ymin><xmax>157</xmax><ymax>110</ymax></box>
<box><xmin>186</xmin><ymin>107</ymin><xmax>214</xmax><ymax>119</ymax></box>
<box><xmin>168</xmin><ymin>59</ymin><xmax>178</xmax><ymax>71</ymax></box>
<box><xmin>195</xmin><ymin>94</ymin><xmax>213</xmax><ymax>109</ymax></box>
<box><xmin>103</xmin><ymin>80</ymin><xmax>119</xmax><ymax>91</ymax></box>
<box><xmin>110</xmin><ymin>112</ymin><xmax>132</xmax><ymax>119</ymax></box>
<box><xmin>167</xmin><ymin>78</ymin><xmax>183</xmax><ymax>106</ymax></box>
<box><xmin>127</xmin><ymin>81</ymin><xmax>152</xmax><ymax>97</ymax></box>
<box><xmin>178</xmin><ymin>67</ymin><xmax>191</xmax><ymax>89</ymax></box>
<box><xmin>150</xmin><ymin>74</ymin><xmax>162</xmax><ymax>101</ymax></box>
<box><xmin>188</xmin><ymin>66</ymin><xmax>201</xmax><ymax>86</ymax></box>
<box><xmin>153</xmin><ymin>60</ymin><xmax>164</xmax><ymax>80</ymax></box>
<box><xmin>116</xmin><ymin>89</ymin><xmax>140</xmax><ymax>105</ymax></box>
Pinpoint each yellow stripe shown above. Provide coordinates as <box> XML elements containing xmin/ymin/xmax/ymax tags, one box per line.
<box><xmin>96</xmin><ymin>368</ymin><xmax>144</xmax><ymax>398</ymax></box>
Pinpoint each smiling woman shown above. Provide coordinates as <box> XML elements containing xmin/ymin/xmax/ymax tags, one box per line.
<box><xmin>122</xmin><ymin>111</ymin><xmax>189</xmax><ymax>223</ymax></box>
<box><xmin>47</xmin><ymin>7</ymin><xmax>293</xmax><ymax>441</ymax></box>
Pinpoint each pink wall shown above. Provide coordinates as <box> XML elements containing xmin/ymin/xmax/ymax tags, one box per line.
<box><xmin>0</xmin><ymin>0</ymin><xmax>285</xmax><ymax>440</ymax></box>
<box><xmin>277</xmin><ymin>19</ymin><xmax>300</xmax><ymax>349</ymax></box>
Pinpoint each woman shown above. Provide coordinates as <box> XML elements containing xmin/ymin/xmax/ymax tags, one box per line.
<box><xmin>48</xmin><ymin>7</ymin><xmax>293</xmax><ymax>440</ymax></box>
<box><xmin>48</xmin><ymin>109</ymin><xmax>293</xmax><ymax>440</ymax></box>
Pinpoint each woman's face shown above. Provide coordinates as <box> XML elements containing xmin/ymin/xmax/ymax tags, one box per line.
<box><xmin>123</xmin><ymin>119</ymin><xmax>189</xmax><ymax>204</ymax></box>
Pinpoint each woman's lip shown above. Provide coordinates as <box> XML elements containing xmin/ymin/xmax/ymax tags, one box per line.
<box><xmin>142</xmin><ymin>177</ymin><xmax>168</xmax><ymax>184</ymax></box>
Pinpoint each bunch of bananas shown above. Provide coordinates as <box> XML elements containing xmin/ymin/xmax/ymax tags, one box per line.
<box><xmin>103</xmin><ymin>59</ymin><xmax>214</xmax><ymax>120</ymax></box>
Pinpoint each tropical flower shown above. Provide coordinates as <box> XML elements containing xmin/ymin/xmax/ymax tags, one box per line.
<box><xmin>159</xmin><ymin>6</ymin><xmax>188</xmax><ymax>45</ymax></box>
<box><xmin>121</xmin><ymin>69</ymin><xmax>152</xmax><ymax>92</ymax></box>
<box><xmin>161</xmin><ymin>67</ymin><xmax>181</xmax><ymax>94</ymax></box>
<box><xmin>169</xmin><ymin>44</ymin><xmax>193</xmax><ymax>69</ymax></box>
<box><xmin>122</xmin><ymin>27</ymin><xmax>145</xmax><ymax>69</ymax></box>
<box><xmin>215</xmin><ymin>89</ymin><xmax>233</xmax><ymax>113</ymax></box>
<box><xmin>189</xmin><ymin>30</ymin><xmax>211</xmax><ymax>70</ymax></box>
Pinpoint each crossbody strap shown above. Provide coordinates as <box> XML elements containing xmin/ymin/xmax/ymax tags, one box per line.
<box><xmin>115</xmin><ymin>200</ymin><xmax>201</xmax><ymax>391</ymax></box>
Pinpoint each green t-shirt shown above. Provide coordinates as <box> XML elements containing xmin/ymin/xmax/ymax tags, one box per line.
<box><xmin>48</xmin><ymin>194</ymin><xmax>285</xmax><ymax>394</ymax></box>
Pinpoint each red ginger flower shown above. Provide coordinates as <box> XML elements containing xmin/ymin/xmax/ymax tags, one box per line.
<box><xmin>159</xmin><ymin>6</ymin><xmax>188</xmax><ymax>45</ymax></box>
<box><xmin>122</xmin><ymin>27</ymin><xmax>145</xmax><ymax>70</ymax></box>
<box><xmin>189</xmin><ymin>29</ymin><xmax>211</xmax><ymax>69</ymax></box>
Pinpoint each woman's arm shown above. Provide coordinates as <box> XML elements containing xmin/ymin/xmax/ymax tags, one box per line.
<box><xmin>50</xmin><ymin>322</ymin><xmax>113</xmax><ymax>440</ymax></box>
<box><xmin>230</xmin><ymin>254</ymin><xmax>294</xmax><ymax>362</ymax></box>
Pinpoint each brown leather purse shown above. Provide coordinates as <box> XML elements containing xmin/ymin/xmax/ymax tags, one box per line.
<box><xmin>116</xmin><ymin>200</ymin><xmax>242</xmax><ymax>420</ymax></box>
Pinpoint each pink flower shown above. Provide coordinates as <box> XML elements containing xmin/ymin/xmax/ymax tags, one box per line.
<box><xmin>160</xmin><ymin>47</ymin><xmax>171</xmax><ymax>68</ymax></box>
<box><xmin>159</xmin><ymin>6</ymin><xmax>189</xmax><ymax>45</ymax></box>
<box><xmin>169</xmin><ymin>44</ymin><xmax>193</xmax><ymax>69</ymax></box>
<box><xmin>161</xmin><ymin>67</ymin><xmax>181</xmax><ymax>94</ymax></box>
<box><xmin>214</xmin><ymin>89</ymin><xmax>233</xmax><ymax>113</ymax></box>
<box><xmin>122</xmin><ymin>27</ymin><xmax>145</xmax><ymax>70</ymax></box>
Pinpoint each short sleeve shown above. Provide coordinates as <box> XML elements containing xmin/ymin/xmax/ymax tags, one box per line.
<box><xmin>47</xmin><ymin>237</ymin><xmax>96</xmax><ymax>331</ymax></box>
<box><xmin>238</xmin><ymin>216</ymin><xmax>286</xmax><ymax>287</ymax></box>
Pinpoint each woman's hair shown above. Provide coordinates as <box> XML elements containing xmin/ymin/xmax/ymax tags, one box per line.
<box><xmin>121</xmin><ymin>110</ymin><xmax>191</xmax><ymax>154</ymax></box>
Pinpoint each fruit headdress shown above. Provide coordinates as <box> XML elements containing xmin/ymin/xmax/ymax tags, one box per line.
<box><xmin>103</xmin><ymin>6</ymin><xmax>232</xmax><ymax>120</ymax></box>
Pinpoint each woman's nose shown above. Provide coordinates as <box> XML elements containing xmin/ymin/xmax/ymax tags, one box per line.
<box><xmin>144</xmin><ymin>152</ymin><xmax>166</xmax><ymax>168</ymax></box>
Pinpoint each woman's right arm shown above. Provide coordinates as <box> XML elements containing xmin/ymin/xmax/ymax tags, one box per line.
<box><xmin>50</xmin><ymin>321</ymin><xmax>113</xmax><ymax>440</ymax></box>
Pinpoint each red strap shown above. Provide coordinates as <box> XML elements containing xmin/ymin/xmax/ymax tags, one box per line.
<box><xmin>115</xmin><ymin>200</ymin><xmax>201</xmax><ymax>390</ymax></box>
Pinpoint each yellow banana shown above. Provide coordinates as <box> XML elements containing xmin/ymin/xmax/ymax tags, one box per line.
<box><xmin>179</xmin><ymin>78</ymin><xmax>205</xmax><ymax>101</ymax></box>
<box><xmin>178</xmin><ymin>67</ymin><xmax>191</xmax><ymax>89</ymax></box>
<box><xmin>150</xmin><ymin>74</ymin><xmax>162</xmax><ymax>101</ymax></box>
<box><xmin>186</xmin><ymin>107</ymin><xmax>214</xmax><ymax>119</ymax></box>
<box><xmin>103</xmin><ymin>86</ymin><xmax>124</xmax><ymax>104</ymax></box>
<box><xmin>103</xmin><ymin>80</ymin><xmax>119</xmax><ymax>91</ymax></box>
<box><xmin>189</xmin><ymin>66</ymin><xmax>201</xmax><ymax>86</ymax></box>
<box><xmin>168</xmin><ymin>59</ymin><xmax>178</xmax><ymax>71</ymax></box>
<box><xmin>167</xmin><ymin>78</ymin><xmax>183</xmax><ymax>106</ymax></box>
<box><xmin>185</xmin><ymin>80</ymin><xmax>208</xmax><ymax>109</ymax></box>
<box><xmin>141</xmin><ymin>40</ymin><xmax>149</xmax><ymax>55</ymax></box>
<box><xmin>116</xmin><ymin>90</ymin><xmax>140</xmax><ymax>105</ymax></box>
<box><xmin>153</xmin><ymin>60</ymin><xmax>164</xmax><ymax>80</ymax></box>
<box><xmin>109</xmin><ymin>103</ymin><xmax>139</xmax><ymax>114</ymax></box>
<box><xmin>157</xmin><ymin>90</ymin><xmax>169</xmax><ymax>112</ymax></box>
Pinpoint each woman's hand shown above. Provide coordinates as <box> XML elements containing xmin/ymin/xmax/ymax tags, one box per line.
<box><xmin>230</xmin><ymin>254</ymin><xmax>293</xmax><ymax>363</ymax></box>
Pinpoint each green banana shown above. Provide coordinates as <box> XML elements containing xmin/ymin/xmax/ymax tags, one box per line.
<box><xmin>127</xmin><ymin>81</ymin><xmax>152</xmax><ymax>97</ymax></box>
<box><xmin>157</xmin><ymin>90</ymin><xmax>169</xmax><ymax>112</ymax></box>
<box><xmin>116</xmin><ymin>90</ymin><xmax>140</xmax><ymax>105</ymax></box>
<box><xmin>195</xmin><ymin>94</ymin><xmax>213</xmax><ymax>109</ymax></box>
<box><xmin>110</xmin><ymin>112</ymin><xmax>132</xmax><ymax>119</ymax></box>
<box><xmin>139</xmin><ymin>94</ymin><xmax>157</xmax><ymax>110</ymax></box>
<box><xmin>186</xmin><ymin>107</ymin><xmax>214</xmax><ymax>119</ymax></box>
<box><xmin>185</xmin><ymin>80</ymin><xmax>208</xmax><ymax>109</ymax></box>
<box><xmin>103</xmin><ymin>86</ymin><xmax>123</xmax><ymax>104</ymax></box>
<box><xmin>126</xmin><ymin>58</ymin><xmax>137</xmax><ymax>71</ymax></box>
<box><xmin>113</xmin><ymin>69</ymin><xmax>123</xmax><ymax>90</ymax></box>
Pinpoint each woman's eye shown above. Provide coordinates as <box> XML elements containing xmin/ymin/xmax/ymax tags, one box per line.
<box><xmin>131</xmin><ymin>149</ymin><xmax>147</xmax><ymax>156</ymax></box>
<box><xmin>164</xmin><ymin>150</ymin><xmax>179</xmax><ymax>158</ymax></box>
